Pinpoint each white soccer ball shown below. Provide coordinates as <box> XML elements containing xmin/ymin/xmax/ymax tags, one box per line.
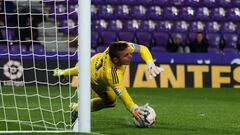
<box><xmin>133</xmin><ymin>106</ymin><xmax>156</xmax><ymax>128</ymax></box>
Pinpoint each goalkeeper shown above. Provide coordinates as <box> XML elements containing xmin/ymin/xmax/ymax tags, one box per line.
<box><xmin>53</xmin><ymin>41</ymin><xmax>164</xmax><ymax>122</ymax></box>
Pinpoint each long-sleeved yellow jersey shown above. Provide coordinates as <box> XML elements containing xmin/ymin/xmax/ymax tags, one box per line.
<box><xmin>62</xmin><ymin>42</ymin><xmax>154</xmax><ymax>112</ymax></box>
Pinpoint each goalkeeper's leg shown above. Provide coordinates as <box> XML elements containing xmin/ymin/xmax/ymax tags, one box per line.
<box><xmin>91</xmin><ymin>87</ymin><xmax>116</xmax><ymax>111</ymax></box>
<box><xmin>70</xmin><ymin>89</ymin><xmax>99</xmax><ymax>123</ymax></box>
<box><xmin>70</xmin><ymin>87</ymin><xmax>116</xmax><ymax>123</ymax></box>
<box><xmin>91</xmin><ymin>86</ymin><xmax>117</xmax><ymax>111</ymax></box>
<box><xmin>70</xmin><ymin>89</ymin><xmax>101</xmax><ymax>112</ymax></box>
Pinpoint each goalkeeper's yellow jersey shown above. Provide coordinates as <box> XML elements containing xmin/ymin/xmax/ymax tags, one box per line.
<box><xmin>62</xmin><ymin>42</ymin><xmax>154</xmax><ymax>112</ymax></box>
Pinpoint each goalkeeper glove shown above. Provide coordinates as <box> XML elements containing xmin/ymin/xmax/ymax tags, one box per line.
<box><xmin>131</xmin><ymin>106</ymin><xmax>145</xmax><ymax>120</ymax></box>
<box><xmin>53</xmin><ymin>69</ymin><xmax>64</xmax><ymax>77</ymax></box>
<box><xmin>147</xmin><ymin>61</ymin><xmax>164</xmax><ymax>79</ymax></box>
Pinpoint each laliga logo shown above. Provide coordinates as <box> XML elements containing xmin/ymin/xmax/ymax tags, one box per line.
<box><xmin>3</xmin><ymin>60</ymin><xmax>23</xmax><ymax>80</ymax></box>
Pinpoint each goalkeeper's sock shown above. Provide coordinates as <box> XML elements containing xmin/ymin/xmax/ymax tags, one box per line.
<box><xmin>70</xmin><ymin>102</ymin><xmax>78</xmax><ymax>112</ymax></box>
<box><xmin>71</xmin><ymin>111</ymin><xmax>78</xmax><ymax>124</ymax></box>
<box><xmin>70</xmin><ymin>98</ymin><xmax>107</xmax><ymax>123</ymax></box>
<box><xmin>69</xmin><ymin>102</ymin><xmax>78</xmax><ymax>123</ymax></box>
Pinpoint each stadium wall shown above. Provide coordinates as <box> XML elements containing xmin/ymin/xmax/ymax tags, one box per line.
<box><xmin>0</xmin><ymin>55</ymin><xmax>239</xmax><ymax>88</ymax></box>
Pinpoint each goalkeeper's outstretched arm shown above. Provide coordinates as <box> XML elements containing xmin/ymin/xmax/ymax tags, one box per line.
<box><xmin>53</xmin><ymin>66</ymin><xmax>78</xmax><ymax>77</ymax></box>
<box><xmin>115</xmin><ymin>84</ymin><xmax>145</xmax><ymax>120</ymax></box>
<box><xmin>128</xmin><ymin>43</ymin><xmax>164</xmax><ymax>79</ymax></box>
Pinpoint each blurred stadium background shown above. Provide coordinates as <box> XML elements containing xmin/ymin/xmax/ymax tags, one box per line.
<box><xmin>0</xmin><ymin>0</ymin><xmax>240</xmax><ymax>134</ymax></box>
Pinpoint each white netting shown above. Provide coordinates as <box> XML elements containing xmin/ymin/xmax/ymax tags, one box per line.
<box><xmin>0</xmin><ymin>0</ymin><xmax>78</xmax><ymax>132</ymax></box>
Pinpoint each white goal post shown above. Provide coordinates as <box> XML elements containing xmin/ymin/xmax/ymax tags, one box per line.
<box><xmin>77</xmin><ymin>0</ymin><xmax>91</xmax><ymax>133</ymax></box>
<box><xmin>0</xmin><ymin>0</ymin><xmax>91</xmax><ymax>133</ymax></box>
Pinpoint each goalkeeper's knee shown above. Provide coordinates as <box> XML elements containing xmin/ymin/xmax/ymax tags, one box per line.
<box><xmin>104</xmin><ymin>99</ymin><xmax>116</xmax><ymax>108</ymax></box>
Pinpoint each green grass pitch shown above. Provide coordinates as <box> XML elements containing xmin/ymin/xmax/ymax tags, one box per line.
<box><xmin>0</xmin><ymin>86</ymin><xmax>240</xmax><ymax>135</ymax></box>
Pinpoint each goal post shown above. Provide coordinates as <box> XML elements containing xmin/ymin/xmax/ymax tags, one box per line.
<box><xmin>77</xmin><ymin>0</ymin><xmax>91</xmax><ymax>133</ymax></box>
<box><xmin>0</xmin><ymin>0</ymin><xmax>90</xmax><ymax>133</ymax></box>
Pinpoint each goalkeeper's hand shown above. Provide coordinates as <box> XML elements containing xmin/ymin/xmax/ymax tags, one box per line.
<box><xmin>147</xmin><ymin>61</ymin><xmax>164</xmax><ymax>79</ymax></box>
<box><xmin>132</xmin><ymin>106</ymin><xmax>145</xmax><ymax>120</ymax></box>
<box><xmin>53</xmin><ymin>69</ymin><xmax>64</xmax><ymax>77</ymax></box>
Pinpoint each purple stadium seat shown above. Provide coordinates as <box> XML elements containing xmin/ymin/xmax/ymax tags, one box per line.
<box><xmin>100</xmin><ymin>31</ymin><xmax>117</xmax><ymax>46</ymax></box>
<box><xmin>185</xmin><ymin>0</ymin><xmax>202</xmax><ymax>6</ymax></box>
<box><xmin>136</xmin><ymin>32</ymin><xmax>152</xmax><ymax>47</ymax></box>
<box><xmin>91</xmin><ymin>5</ymin><xmax>98</xmax><ymax>19</ymax></box>
<box><xmin>189</xmin><ymin>21</ymin><xmax>205</xmax><ymax>33</ymax></box>
<box><xmin>218</xmin><ymin>0</ymin><xmax>233</xmax><ymax>8</ymax></box>
<box><xmin>153</xmin><ymin>0</ymin><xmax>169</xmax><ymax>5</ymax></box>
<box><xmin>180</xmin><ymin>7</ymin><xmax>195</xmax><ymax>21</ymax></box>
<box><xmin>91</xmin><ymin>19</ymin><xmax>108</xmax><ymax>32</ymax></box>
<box><xmin>151</xmin><ymin>46</ymin><xmax>166</xmax><ymax>52</ymax></box>
<box><xmin>96</xmin><ymin>46</ymin><xmax>108</xmax><ymax>53</ymax></box>
<box><xmin>123</xmin><ymin>20</ymin><xmax>140</xmax><ymax>32</ymax></box>
<box><xmin>131</xmin><ymin>5</ymin><xmax>147</xmax><ymax>19</ymax></box>
<box><xmin>49</xmin><ymin>4</ymin><xmax>67</xmax><ymax>19</ymax></box>
<box><xmin>163</xmin><ymin>6</ymin><xmax>179</xmax><ymax>20</ymax></box>
<box><xmin>105</xmin><ymin>0</ymin><xmax>123</xmax><ymax>5</ymax></box>
<box><xmin>0</xmin><ymin>45</ymin><xmax>8</xmax><ymax>53</ymax></box>
<box><xmin>170</xmin><ymin>0</ymin><xmax>184</xmax><ymax>6</ymax></box>
<box><xmin>29</xmin><ymin>44</ymin><xmax>44</xmax><ymax>54</ymax></box>
<box><xmin>227</xmin><ymin>8</ymin><xmax>240</xmax><ymax>21</ymax></box>
<box><xmin>206</xmin><ymin>33</ymin><xmax>221</xmax><ymax>48</ymax></box>
<box><xmin>146</xmin><ymin>6</ymin><xmax>163</xmax><ymax>20</ymax></box>
<box><xmin>208</xmin><ymin>47</ymin><xmax>220</xmax><ymax>53</ymax></box>
<box><xmin>59</xmin><ymin>19</ymin><xmax>77</xmax><ymax>35</ymax></box>
<box><xmin>107</xmin><ymin>20</ymin><xmax>123</xmax><ymax>32</ymax></box>
<box><xmin>118</xmin><ymin>32</ymin><xmax>135</xmax><ymax>42</ymax></box>
<box><xmin>155</xmin><ymin>21</ymin><xmax>173</xmax><ymax>32</ymax></box>
<box><xmin>122</xmin><ymin>0</ymin><xmax>139</xmax><ymax>5</ymax></box>
<box><xmin>139</xmin><ymin>20</ymin><xmax>156</xmax><ymax>32</ymax></box>
<box><xmin>91</xmin><ymin>32</ymin><xmax>99</xmax><ymax>48</ymax></box>
<box><xmin>138</xmin><ymin>0</ymin><xmax>154</xmax><ymax>5</ymax></box>
<box><xmin>98</xmin><ymin>5</ymin><xmax>114</xmax><ymax>19</ymax></box>
<box><xmin>237</xmin><ymin>23</ymin><xmax>240</xmax><ymax>34</ymax></box>
<box><xmin>223</xmin><ymin>47</ymin><xmax>238</xmax><ymax>54</ymax></box>
<box><xmin>172</xmin><ymin>21</ymin><xmax>189</xmax><ymax>32</ymax></box>
<box><xmin>1</xmin><ymin>28</ymin><xmax>17</xmax><ymax>41</ymax></box>
<box><xmin>232</xmin><ymin>0</ymin><xmax>240</xmax><ymax>6</ymax></box>
<box><xmin>68</xmin><ymin>4</ymin><xmax>78</xmax><ymax>19</ymax></box>
<box><xmin>153</xmin><ymin>32</ymin><xmax>169</xmax><ymax>47</ymax></box>
<box><xmin>211</xmin><ymin>8</ymin><xmax>227</xmax><ymax>21</ymax></box>
<box><xmin>205</xmin><ymin>21</ymin><xmax>221</xmax><ymax>33</ymax></box>
<box><xmin>10</xmin><ymin>44</ymin><xmax>28</xmax><ymax>54</ymax></box>
<box><xmin>91</xmin><ymin>0</ymin><xmax>105</xmax><ymax>4</ymax></box>
<box><xmin>203</xmin><ymin>0</ymin><xmax>216</xmax><ymax>7</ymax></box>
<box><xmin>68</xmin><ymin>0</ymin><xmax>77</xmax><ymax>4</ymax></box>
<box><xmin>195</xmin><ymin>7</ymin><xmax>211</xmax><ymax>21</ymax></box>
<box><xmin>115</xmin><ymin>5</ymin><xmax>130</xmax><ymax>19</ymax></box>
<box><xmin>68</xmin><ymin>4</ymin><xmax>77</xmax><ymax>13</ymax></box>
<box><xmin>223</xmin><ymin>34</ymin><xmax>238</xmax><ymax>48</ymax></box>
<box><xmin>221</xmin><ymin>22</ymin><xmax>237</xmax><ymax>33</ymax></box>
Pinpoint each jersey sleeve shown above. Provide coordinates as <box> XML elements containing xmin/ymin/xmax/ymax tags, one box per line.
<box><xmin>107</xmin><ymin>67</ymin><xmax>137</xmax><ymax>112</ymax></box>
<box><xmin>62</xmin><ymin>65</ymin><xmax>78</xmax><ymax>76</ymax></box>
<box><xmin>127</xmin><ymin>42</ymin><xmax>154</xmax><ymax>64</ymax></box>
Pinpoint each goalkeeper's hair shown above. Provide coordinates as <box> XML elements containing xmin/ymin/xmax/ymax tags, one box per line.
<box><xmin>109</xmin><ymin>41</ymin><xmax>128</xmax><ymax>59</ymax></box>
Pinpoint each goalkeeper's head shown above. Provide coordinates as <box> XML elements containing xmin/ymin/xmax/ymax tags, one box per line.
<box><xmin>109</xmin><ymin>41</ymin><xmax>132</xmax><ymax>66</ymax></box>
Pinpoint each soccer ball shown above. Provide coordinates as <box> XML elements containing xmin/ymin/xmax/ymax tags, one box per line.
<box><xmin>133</xmin><ymin>106</ymin><xmax>156</xmax><ymax>128</ymax></box>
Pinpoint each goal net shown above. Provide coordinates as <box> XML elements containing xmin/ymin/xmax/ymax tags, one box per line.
<box><xmin>0</xmin><ymin>0</ymin><xmax>79</xmax><ymax>132</ymax></box>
